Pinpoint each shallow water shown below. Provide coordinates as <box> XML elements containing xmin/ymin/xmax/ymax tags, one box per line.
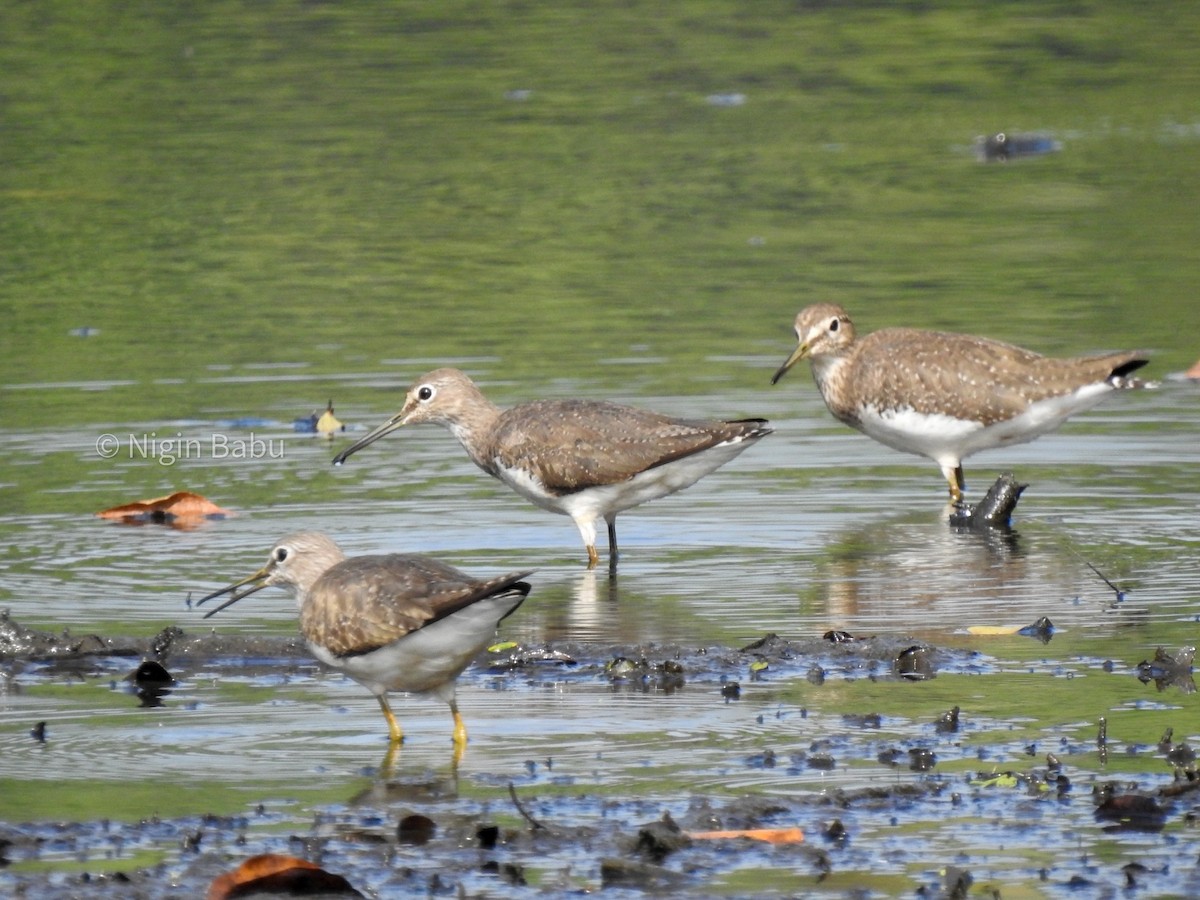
<box><xmin>3</xmin><ymin>2</ymin><xmax>1200</xmax><ymax>895</ymax></box>
<box><xmin>2</xmin><ymin>372</ymin><xmax>1198</xmax><ymax>896</ymax></box>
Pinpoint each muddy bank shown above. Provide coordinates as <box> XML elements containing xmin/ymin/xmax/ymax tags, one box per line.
<box><xmin>4</xmin><ymin>611</ymin><xmax>1199</xmax><ymax>898</ymax></box>
<box><xmin>3</xmin><ymin>757</ymin><xmax>1198</xmax><ymax>898</ymax></box>
<box><xmin>0</xmin><ymin>606</ymin><xmax>969</xmax><ymax>694</ymax></box>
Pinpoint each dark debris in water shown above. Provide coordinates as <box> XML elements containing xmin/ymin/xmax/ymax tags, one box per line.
<box><xmin>1136</xmin><ymin>645</ymin><xmax>1196</xmax><ymax>694</ymax></box>
<box><xmin>3</xmin><ymin>754</ymin><xmax>1199</xmax><ymax>898</ymax></box>
<box><xmin>948</xmin><ymin>471</ymin><xmax>1027</xmax><ymax>529</ymax></box>
<box><xmin>0</xmin><ymin>610</ymin><xmax>310</xmax><ymax>668</ymax></box>
<box><xmin>5</xmin><ymin>613</ymin><xmax>1200</xmax><ymax>896</ymax></box>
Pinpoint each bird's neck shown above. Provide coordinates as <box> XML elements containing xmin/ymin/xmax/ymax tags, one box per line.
<box><xmin>811</xmin><ymin>353</ymin><xmax>855</xmax><ymax>419</ymax></box>
<box><xmin>444</xmin><ymin>394</ymin><xmax>504</xmax><ymax>472</ymax></box>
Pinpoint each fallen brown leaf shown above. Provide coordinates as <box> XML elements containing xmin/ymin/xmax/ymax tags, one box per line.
<box><xmin>97</xmin><ymin>491</ymin><xmax>231</xmax><ymax>526</ymax></box>
<box><xmin>206</xmin><ymin>853</ymin><xmax>362</xmax><ymax>899</ymax></box>
<box><xmin>685</xmin><ymin>826</ymin><xmax>805</xmax><ymax>845</ymax></box>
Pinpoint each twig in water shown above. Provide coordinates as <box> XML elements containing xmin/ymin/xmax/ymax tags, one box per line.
<box><xmin>508</xmin><ymin>782</ymin><xmax>548</xmax><ymax>832</ymax></box>
<box><xmin>1084</xmin><ymin>560</ymin><xmax>1126</xmax><ymax>601</ymax></box>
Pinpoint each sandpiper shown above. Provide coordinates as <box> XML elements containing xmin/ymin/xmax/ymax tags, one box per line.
<box><xmin>196</xmin><ymin>531</ymin><xmax>532</xmax><ymax>749</ymax></box>
<box><xmin>771</xmin><ymin>303</ymin><xmax>1148</xmax><ymax>499</ymax></box>
<box><xmin>331</xmin><ymin>368</ymin><xmax>771</xmax><ymax>567</ymax></box>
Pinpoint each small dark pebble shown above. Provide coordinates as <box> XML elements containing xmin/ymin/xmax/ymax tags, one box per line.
<box><xmin>150</xmin><ymin>626</ymin><xmax>184</xmax><ymax>660</ymax></box>
<box><xmin>947</xmin><ymin>471</ymin><xmax>1026</xmax><ymax>527</ymax></box>
<box><xmin>823</xmin><ymin>819</ymin><xmax>847</xmax><ymax>843</ymax></box>
<box><xmin>843</xmin><ymin>712</ymin><xmax>881</xmax><ymax>729</ymax></box>
<box><xmin>635</xmin><ymin>813</ymin><xmax>690</xmax><ymax>863</ymax></box>
<box><xmin>30</xmin><ymin>721</ymin><xmax>46</xmax><ymax>743</ymax></box>
<box><xmin>1016</xmin><ymin>616</ymin><xmax>1055</xmax><ymax>641</ymax></box>
<box><xmin>131</xmin><ymin>659</ymin><xmax>174</xmax><ymax>688</ymax></box>
<box><xmin>1158</xmin><ymin>727</ymin><xmax>1175</xmax><ymax>753</ymax></box>
<box><xmin>397</xmin><ymin>814</ymin><xmax>436</xmax><ymax>845</ymax></box>
<box><xmin>823</xmin><ymin>630</ymin><xmax>856</xmax><ymax>643</ymax></box>
<box><xmin>908</xmin><ymin>748</ymin><xmax>937</xmax><ymax>772</ymax></box>
<box><xmin>601</xmin><ymin>857</ymin><xmax>688</xmax><ymax>890</ymax></box>
<box><xmin>1166</xmin><ymin>742</ymin><xmax>1196</xmax><ymax>768</ymax></box>
<box><xmin>476</xmin><ymin>824</ymin><xmax>499</xmax><ymax>850</ymax></box>
<box><xmin>936</xmin><ymin>706</ymin><xmax>960</xmax><ymax>733</ymax></box>
<box><xmin>721</xmin><ymin>682</ymin><xmax>740</xmax><ymax>700</ymax></box>
<box><xmin>1122</xmin><ymin>861</ymin><xmax>1149</xmax><ymax>888</ymax></box>
<box><xmin>895</xmin><ymin>645</ymin><xmax>935</xmax><ymax>680</ymax></box>
<box><xmin>1094</xmin><ymin>786</ymin><xmax>1168</xmax><ymax>831</ymax></box>
<box><xmin>942</xmin><ymin>865</ymin><xmax>973</xmax><ymax>899</ymax></box>
<box><xmin>806</xmin><ymin>665</ymin><xmax>825</xmax><ymax>686</ymax></box>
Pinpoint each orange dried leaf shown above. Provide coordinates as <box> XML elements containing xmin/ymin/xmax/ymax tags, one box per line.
<box><xmin>685</xmin><ymin>826</ymin><xmax>805</xmax><ymax>845</ymax></box>
<box><xmin>207</xmin><ymin>853</ymin><xmax>361</xmax><ymax>899</ymax></box>
<box><xmin>97</xmin><ymin>491</ymin><xmax>231</xmax><ymax>521</ymax></box>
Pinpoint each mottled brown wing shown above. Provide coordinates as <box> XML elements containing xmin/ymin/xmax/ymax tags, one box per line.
<box><xmin>853</xmin><ymin>330</ymin><xmax>1146</xmax><ymax>426</ymax></box>
<box><xmin>489</xmin><ymin>400</ymin><xmax>767</xmax><ymax>494</ymax></box>
<box><xmin>299</xmin><ymin>554</ymin><xmax>533</xmax><ymax>657</ymax></box>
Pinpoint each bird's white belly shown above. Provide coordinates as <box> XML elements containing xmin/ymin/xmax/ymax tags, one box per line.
<box><xmin>307</xmin><ymin>600</ymin><xmax>512</xmax><ymax>701</ymax></box>
<box><xmin>859</xmin><ymin>383</ymin><xmax>1113</xmax><ymax>464</ymax></box>
<box><xmin>495</xmin><ymin>438</ymin><xmax>754</xmax><ymax>520</ymax></box>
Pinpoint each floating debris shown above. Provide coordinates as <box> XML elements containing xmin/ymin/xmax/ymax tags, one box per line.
<box><xmin>894</xmin><ymin>645</ymin><xmax>935</xmax><ymax>680</ymax></box>
<box><xmin>396</xmin><ymin>814</ymin><xmax>436</xmax><ymax>846</ymax></box>
<box><xmin>316</xmin><ymin>401</ymin><xmax>344</xmax><ymax>438</ymax></box>
<box><xmin>936</xmin><ymin>706</ymin><xmax>960</xmax><ymax>734</ymax></box>
<box><xmin>967</xmin><ymin>616</ymin><xmax>1055</xmax><ymax>643</ymax></box>
<box><xmin>687</xmin><ymin>826</ymin><xmax>804</xmax><ymax>845</ymax></box>
<box><xmin>96</xmin><ymin>491</ymin><xmax>231</xmax><ymax>528</ymax></box>
<box><xmin>1136</xmin><ymin>645</ymin><xmax>1196</xmax><ymax>693</ymax></box>
<box><xmin>635</xmin><ymin>812</ymin><xmax>690</xmax><ymax>862</ymax></box>
<box><xmin>294</xmin><ymin>400</ymin><xmax>344</xmax><ymax>435</ymax></box>
<box><xmin>823</xmin><ymin>630</ymin><xmax>858</xmax><ymax>643</ymax></box>
<box><xmin>206</xmin><ymin>853</ymin><xmax>363</xmax><ymax>899</ymax></box>
<box><xmin>68</xmin><ymin>326</ymin><xmax>101</xmax><ymax>337</ymax></box>
<box><xmin>908</xmin><ymin>747</ymin><xmax>937</xmax><ymax>772</ymax></box>
<box><xmin>1085</xmin><ymin>559</ymin><xmax>1128</xmax><ymax>602</ymax></box>
<box><xmin>948</xmin><ymin>472</ymin><xmax>1026</xmax><ymax>528</ymax></box>
<box><xmin>976</xmin><ymin>131</ymin><xmax>1062</xmax><ymax>162</ymax></box>
<box><xmin>0</xmin><ymin>608</ymin><xmax>117</xmax><ymax>659</ymax></box>
<box><xmin>1093</xmin><ymin>786</ymin><xmax>1168</xmax><ymax>832</ymax></box>
<box><xmin>705</xmin><ymin>92</ymin><xmax>746</xmax><ymax>107</ymax></box>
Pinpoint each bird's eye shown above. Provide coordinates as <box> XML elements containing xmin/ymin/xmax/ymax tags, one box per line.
<box><xmin>274</xmin><ymin>547</ymin><xmax>288</xmax><ymax>562</ymax></box>
<box><xmin>829</xmin><ymin>318</ymin><xmax>840</xmax><ymax>332</ymax></box>
<box><xmin>417</xmin><ymin>385</ymin><xmax>435</xmax><ymax>402</ymax></box>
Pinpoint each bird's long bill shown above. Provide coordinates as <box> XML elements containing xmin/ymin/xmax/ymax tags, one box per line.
<box><xmin>330</xmin><ymin>411</ymin><xmax>405</xmax><ymax>466</ymax></box>
<box><xmin>194</xmin><ymin>567</ymin><xmax>272</xmax><ymax>619</ymax></box>
<box><xmin>770</xmin><ymin>341</ymin><xmax>811</xmax><ymax>385</ymax></box>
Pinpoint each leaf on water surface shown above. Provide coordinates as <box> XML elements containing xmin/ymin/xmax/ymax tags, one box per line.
<box><xmin>96</xmin><ymin>491</ymin><xmax>232</xmax><ymax>526</ymax></box>
<box><xmin>206</xmin><ymin>853</ymin><xmax>362</xmax><ymax>899</ymax></box>
<box><xmin>685</xmin><ymin>827</ymin><xmax>805</xmax><ymax>845</ymax></box>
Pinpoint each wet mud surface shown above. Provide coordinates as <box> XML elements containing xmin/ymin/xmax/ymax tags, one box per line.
<box><xmin>4</xmin><ymin>613</ymin><xmax>1200</xmax><ymax>898</ymax></box>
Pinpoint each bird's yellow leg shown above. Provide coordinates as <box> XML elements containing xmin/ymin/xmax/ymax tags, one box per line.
<box><xmin>585</xmin><ymin>544</ymin><xmax>600</xmax><ymax>569</ymax></box>
<box><xmin>450</xmin><ymin>699</ymin><xmax>467</xmax><ymax>748</ymax></box>
<box><xmin>379</xmin><ymin>741</ymin><xmax>401</xmax><ymax>777</ymax></box>
<box><xmin>378</xmin><ymin>695</ymin><xmax>403</xmax><ymax>744</ymax></box>
<box><xmin>942</xmin><ymin>464</ymin><xmax>965</xmax><ymax>501</ymax></box>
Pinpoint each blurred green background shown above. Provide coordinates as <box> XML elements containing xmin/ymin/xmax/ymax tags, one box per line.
<box><xmin>2</xmin><ymin>0</ymin><xmax>1197</xmax><ymax>429</ymax></box>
